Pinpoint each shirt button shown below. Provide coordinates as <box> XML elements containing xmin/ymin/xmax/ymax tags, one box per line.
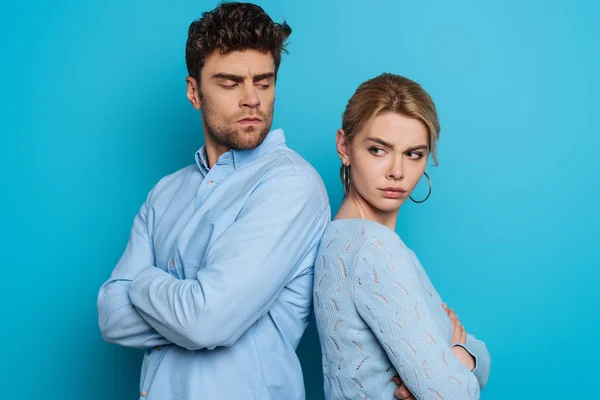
<box><xmin>141</xmin><ymin>390</ymin><xmax>147</xmax><ymax>397</ymax></box>
<box><xmin>207</xmin><ymin>180</ymin><xmax>214</xmax><ymax>186</ymax></box>
<box><xmin>168</xmin><ymin>261</ymin><xmax>174</xmax><ymax>268</ymax></box>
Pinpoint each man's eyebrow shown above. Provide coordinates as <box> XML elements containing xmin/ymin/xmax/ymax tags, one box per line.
<box><xmin>211</xmin><ymin>72</ymin><xmax>275</xmax><ymax>83</ymax></box>
<box><xmin>211</xmin><ymin>73</ymin><xmax>244</xmax><ymax>83</ymax></box>
<box><xmin>253</xmin><ymin>73</ymin><xmax>275</xmax><ymax>82</ymax></box>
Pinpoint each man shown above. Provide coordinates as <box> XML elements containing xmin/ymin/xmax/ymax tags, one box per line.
<box><xmin>98</xmin><ymin>2</ymin><xmax>414</xmax><ymax>399</ymax></box>
<box><xmin>97</xmin><ymin>3</ymin><xmax>330</xmax><ymax>399</ymax></box>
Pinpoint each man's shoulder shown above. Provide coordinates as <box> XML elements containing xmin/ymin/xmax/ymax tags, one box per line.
<box><xmin>257</xmin><ymin>146</ymin><xmax>328</xmax><ymax>202</ymax></box>
<box><xmin>264</xmin><ymin>145</ymin><xmax>322</xmax><ymax>180</ymax></box>
<box><xmin>147</xmin><ymin>164</ymin><xmax>198</xmax><ymax>203</ymax></box>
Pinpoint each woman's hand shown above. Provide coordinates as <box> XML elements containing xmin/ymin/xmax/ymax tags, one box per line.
<box><xmin>442</xmin><ymin>303</ymin><xmax>475</xmax><ymax>371</ymax></box>
<box><xmin>392</xmin><ymin>375</ymin><xmax>415</xmax><ymax>400</ymax></box>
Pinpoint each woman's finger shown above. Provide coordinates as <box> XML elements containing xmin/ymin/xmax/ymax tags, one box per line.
<box><xmin>455</xmin><ymin>315</ymin><xmax>462</xmax><ymax>329</ymax></box>
<box><xmin>448</xmin><ymin>308</ymin><xmax>457</xmax><ymax>321</ymax></box>
<box><xmin>451</xmin><ymin>318</ymin><xmax>461</xmax><ymax>343</ymax></box>
<box><xmin>392</xmin><ymin>377</ymin><xmax>413</xmax><ymax>400</ymax></box>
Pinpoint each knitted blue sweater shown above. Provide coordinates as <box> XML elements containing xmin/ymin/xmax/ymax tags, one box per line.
<box><xmin>313</xmin><ymin>218</ymin><xmax>490</xmax><ymax>399</ymax></box>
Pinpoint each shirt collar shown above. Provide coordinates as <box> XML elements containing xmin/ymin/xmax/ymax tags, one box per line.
<box><xmin>194</xmin><ymin>129</ymin><xmax>286</xmax><ymax>172</ymax></box>
<box><xmin>194</xmin><ymin>147</ymin><xmax>210</xmax><ymax>174</ymax></box>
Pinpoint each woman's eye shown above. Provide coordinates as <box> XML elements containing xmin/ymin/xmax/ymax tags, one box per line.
<box><xmin>369</xmin><ymin>147</ymin><xmax>386</xmax><ymax>156</ymax></box>
<box><xmin>407</xmin><ymin>151</ymin><xmax>423</xmax><ymax>159</ymax></box>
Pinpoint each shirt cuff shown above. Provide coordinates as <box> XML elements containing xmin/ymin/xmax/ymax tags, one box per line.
<box><xmin>451</xmin><ymin>343</ymin><xmax>478</xmax><ymax>373</ymax></box>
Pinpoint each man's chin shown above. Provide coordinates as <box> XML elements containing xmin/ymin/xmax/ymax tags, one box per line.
<box><xmin>239</xmin><ymin>124</ymin><xmax>261</xmax><ymax>134</ymax></box>
<box><xmin>230</xmin><ymin>129</ymin><xmax>269</xmax><ymax>150</ymax></box>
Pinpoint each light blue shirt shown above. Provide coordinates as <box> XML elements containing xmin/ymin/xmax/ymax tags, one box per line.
<box><xmin>314</xmin><ymin>219</ymin><xmax>490</xmax><ymax>399</ymax></box>
<box><xmin>97</xmin><ymin>129</ymin><xmax>330</xmax><ymax>400</ymax></box>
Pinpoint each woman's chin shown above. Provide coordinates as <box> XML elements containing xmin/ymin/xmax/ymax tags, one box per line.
<box><xmin>373</xmin><ymin>198</ymin><xmax>404</xmax><ymax>213</ymax></box>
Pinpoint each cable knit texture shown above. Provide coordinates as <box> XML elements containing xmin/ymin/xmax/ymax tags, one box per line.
<box><xmin>313</xmin><ymin>218</ymin><xmax>490</xmax><ymax>399</ymax></box>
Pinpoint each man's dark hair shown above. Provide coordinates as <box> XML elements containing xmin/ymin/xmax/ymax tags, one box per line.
<box><xmin>186</xmin><ymin>2</ymin><xmax>292</xmax><ymax>80</ymax></box>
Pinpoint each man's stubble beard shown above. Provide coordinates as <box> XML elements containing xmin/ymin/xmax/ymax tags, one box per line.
<box><xmin>200</xmin><ymin>93</ymin><xmax>274</xmax><ymax>150</ymax></box>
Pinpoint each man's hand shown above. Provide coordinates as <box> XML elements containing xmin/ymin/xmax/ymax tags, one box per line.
<box><xmin>392</xmin><ymin>375</ymin><xmax>415</xmax><ymax>400</ymax></box>
<box><xmin>442</xmin><ymin>303</ymin><xmax>475</xmax><ymax>371</ymax></box>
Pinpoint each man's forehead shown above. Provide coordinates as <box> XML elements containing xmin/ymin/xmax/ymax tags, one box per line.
<box><xmin>203</xmin><ymin>50</ymin><xmax>275</xmax><ymax>77</ymax></box>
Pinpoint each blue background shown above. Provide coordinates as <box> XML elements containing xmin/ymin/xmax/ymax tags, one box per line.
<box><xmin>1</xmin><ymin>0</ymin><xmax>598</xmax><ymax>398</ymax></box>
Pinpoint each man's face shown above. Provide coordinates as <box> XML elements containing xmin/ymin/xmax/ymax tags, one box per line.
<box><xmin>188</xmin><ymin>49</ymin><xmax>276</xmax><ymax>150</ymax></box>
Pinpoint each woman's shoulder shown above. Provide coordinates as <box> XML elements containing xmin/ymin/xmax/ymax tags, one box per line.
<box><xmin>324</xmin><ymin>218</ymin><xmax>412</xmax><ymax>259</ymax></box>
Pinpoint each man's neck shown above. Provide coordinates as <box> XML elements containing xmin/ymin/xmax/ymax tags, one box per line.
<box><xmin>204</xmin><ymin>135</ymin><xmax>230</xmax><ymax>169</ymax></box>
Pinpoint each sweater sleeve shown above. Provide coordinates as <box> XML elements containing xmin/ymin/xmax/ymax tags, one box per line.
<box><xmin>353</xmin><ymin>238</ymin><xmax>481</xmax><ymax>399</ymax></box>
<box><xmin>452</xmin><ymin>333</ymin><xmax>491</xmax><ymax>389</ymax></box>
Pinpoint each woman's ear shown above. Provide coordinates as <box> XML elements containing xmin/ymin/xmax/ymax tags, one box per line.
<box><xmin>336</xmin><ymin>129</ymin><xmax>351</xmax><ymax>166</ymax></box>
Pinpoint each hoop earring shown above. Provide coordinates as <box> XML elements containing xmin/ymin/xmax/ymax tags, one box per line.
<box><xmin>409</xmin><ymin>172</ymin><xmax>432</xmax><ymax>203</ymax></box>
<box><xmin>341</xmin><ymin>164</ymin><xmax>351</xmax><ymax>195</ymax></box>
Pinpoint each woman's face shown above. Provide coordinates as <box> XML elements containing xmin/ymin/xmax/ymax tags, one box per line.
<box><xmin>338</xmin><ymin>112</ymin><xmax>430</xmax><ymax>214</ymax></box>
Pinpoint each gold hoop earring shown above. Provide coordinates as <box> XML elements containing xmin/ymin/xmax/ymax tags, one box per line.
<box><xmin>409</xmin><ymin>172</ymin><xmax>432</xmax><ymax>203</ymax></box>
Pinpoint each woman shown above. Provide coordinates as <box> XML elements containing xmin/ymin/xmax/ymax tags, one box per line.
<box><xmin>313</xmin><ymin>73</ymin><xmax>490</xmax><ymax>399</ymax></box>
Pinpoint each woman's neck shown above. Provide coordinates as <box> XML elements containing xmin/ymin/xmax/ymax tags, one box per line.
<box><xmin>334</xmin><ymin>188</ymin><xmax>398</xmax><ymax>231</ymax></box>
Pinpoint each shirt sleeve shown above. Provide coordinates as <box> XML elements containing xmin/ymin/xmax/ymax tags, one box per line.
<box><xmin>452</xmin><ymin>333</ymin><xmax>491</xmax><ymax>389</ymax></box>
<box><xmin>353</xmin><ymin>239</ymin><xmax>481</xmax><ymax>399</ymax></box>
<box><xmin>129</xmin><ymin>172</ymin><xmax>329</xmax><ymax>350</ymax></box>
<box><xmin>97</xmin><ymin>195</ymin><xmax>171</xmax><ymax>349</ymax></box>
